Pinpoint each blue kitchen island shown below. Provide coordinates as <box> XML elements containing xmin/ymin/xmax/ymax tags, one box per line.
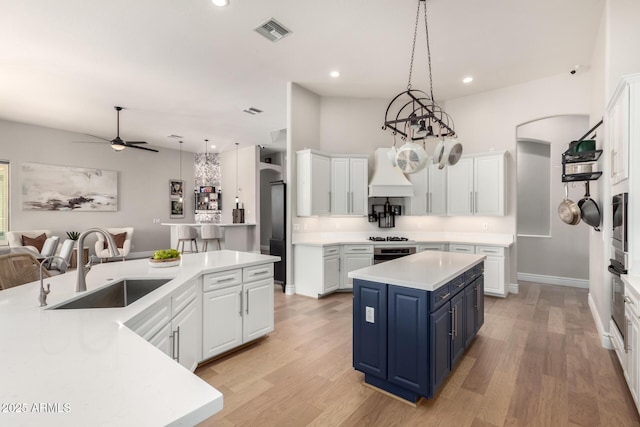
<box><xmin>348</xmin><ymin>251</ymin><xmax>485</xmax><ymax>403</ymax></box>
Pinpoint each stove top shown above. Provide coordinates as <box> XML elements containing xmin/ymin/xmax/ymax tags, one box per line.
<box><xmin>368</xmin><ymin>236</ymin><xmax>409</xmax><ymax>242</ymax></box>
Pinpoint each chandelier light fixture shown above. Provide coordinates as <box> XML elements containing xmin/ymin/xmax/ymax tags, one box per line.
<box><xmin>382</xmin><ymin>0</ymin><xmax>462</xmax><ymax>173</ymax></box>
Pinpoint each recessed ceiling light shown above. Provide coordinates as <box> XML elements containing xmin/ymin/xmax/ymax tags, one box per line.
<box><xmin>211</xmin><ymin>0</ymin><xmax>229</xmax><ymax>7</ymax></box>
<box><xmin>242</xmin><ymin>107</ymin><xmax>263</xmax><ymax>115</ymax></box>
<box><xmin>330</xmin><ymin>71</ymin><xmax>340</xmax><ymax>78</ymax></box>
<box><xmin>462</xmin><ymin>76</ymin><xmax>473</xmax><ymax>84</ymax></box>
<box><xmin>211</xmin><ymin>145</ymin><xmax>216</xmax><ymax>149</ymax></box>
<box><xmin>168</xmin><ymin>134</ymin><xmax>183</xmax><ymax>139</ymax></box>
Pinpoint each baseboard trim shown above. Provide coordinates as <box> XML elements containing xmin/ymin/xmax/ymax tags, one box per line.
<box><xmin>508</xmin><ymin>283</ymin><xmax>519</xmax><ymax>294</ymax></box>
<box><xmin>517</xmin><ymin>272</ymin><xmax>589</xmax><ymax>289</ymax></box>
<box><xmin>588</xmin><ymin>292</ymin><xmax>613</xmax><ymax>349</ymax></box>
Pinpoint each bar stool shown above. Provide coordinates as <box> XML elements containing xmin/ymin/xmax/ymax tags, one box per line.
<box><xmin>201</xmin><ymin>224</ymin><xmax>223</xmax><ymax>251</ymax></box>
<box><xmin>176</xmin><ymin>225</ymin><xmax>198</xmax><ymax>254</ymax></box>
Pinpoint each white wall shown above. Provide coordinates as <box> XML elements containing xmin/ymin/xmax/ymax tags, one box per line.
<box><xmin>516</xmin><ymin>115</ymin><xmax>590</xmax><ymax>281</ymax></box>
<box><xmin>0</xmin><ymin>118</ymin><xmax>195</xmax><ymax>254</ymax></box>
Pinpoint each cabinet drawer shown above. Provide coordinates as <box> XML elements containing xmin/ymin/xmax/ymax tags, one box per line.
<box><xmin>203</xmin><ymin>269</ymin><xmax>242</xmax><ymax>291</ymax></box>
<box><xmin>323</xmin><ymin>246</ymin><xmax>340</xmax><ymax>256</ymax></box>
<box><xmin>476</xmin><ymin>246</ymin><xmax>505</xmax><ymax>257</ymax></box>
<box><xmin>172</xmin><ymin>281</ymin><xmax>198</xmax><ymax>316</ymax></box>
<box><xmin>465</xmin><ymin>262</ymin><xmax>484</xmax><ymax>282</ymax></box>
<box><xmin>449</xmin><ymin>244</ymin><xmax>474</xmax><ymax>254</ymax></box>
<box><xmin>243</xmin><ymin>263</ymin><xmax>274</xmax><ymax>283</ymax></box>
<box><xmin>344</xmin><ymin>245</ymin><xmax>373</xmax><ymax>254</ymax></box>
<box><xmin>418</xmin><ymin>244</ymin><xmax>446</xmax><ymax>252</ymax></box>
<box><xmin>430</xmin><ymin>283</ymin><xmax>452</xmax><ymax>312</ymax></box>
<box><xmin>126</xmin><ymin>299</ymin><xmax>171</xmax><ymax>341</ymax></box>
<box><xmin>450</xmin><ymin>274</ymin><xmax>466</xmax><ymax>294</ymax></box>
<box><xmin>625</xmin><ymin>283</ymin><xmax>640</xmax><ymax>318</ymax></box>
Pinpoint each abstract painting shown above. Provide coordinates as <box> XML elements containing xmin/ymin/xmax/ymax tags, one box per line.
<box><xmin>22</xmin><ymin>163</ymin><xmax>118</xmax><ymax>211</ymax></box>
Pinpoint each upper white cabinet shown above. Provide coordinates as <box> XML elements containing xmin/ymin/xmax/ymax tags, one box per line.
<box><xmin>607</xmin><ymin>75</ymin><xmax>639</xmax><ymax>185</ymax></box>
<box><xmin>297</xmin><ymin>150</ymin><xmax>331</xmax><ymax>216</ymax></box>
<box><xmin>407</xmin><ymin>163</ymin><xmax>447</xmax><ymax>216</ymax></box>
<box><xmin>331</xmin><ymin>156</ymin><xmax>368</xmax><ymax>216</ymax></box>
<box><xmin>447</xmin><ymin>152</ymin><xmax>506</xmax><ymax>216</ymax></box>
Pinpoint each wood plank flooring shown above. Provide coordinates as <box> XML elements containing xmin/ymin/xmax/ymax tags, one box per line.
<box><xmin>195</xmin><ymin>281</ymin><xmax>640</xmax><ymax>426</ymax></box>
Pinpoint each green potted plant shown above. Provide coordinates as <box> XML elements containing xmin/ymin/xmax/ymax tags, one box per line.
<box><xmin>66</xmin><ymin>231</ymin><xmax>80</xmax><ymax>241</ymax></box>
<box><xmin>149</xmin><ymin>249</ymin><xmax>181</xmax><ymax>268</ymax></box>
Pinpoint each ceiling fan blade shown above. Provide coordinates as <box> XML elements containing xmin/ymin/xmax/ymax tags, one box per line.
<box><xmin>73</xmin><ymin>140</ymin><xmax>108</xmax><ymax>144</ymax></box>
<box><xmin>125</xmin><ymin>141</ymin><xmax>149</xmax><ymax>145</ymax></box>
<box><xmin>85</xmin><ymin>134</ymin><xmax>111</xmax><ymax>142</ymax></box>
<box><xmin>127</xmin><ymin>144</ymin><xmax>158</xmax><ymax>153</ymax></box>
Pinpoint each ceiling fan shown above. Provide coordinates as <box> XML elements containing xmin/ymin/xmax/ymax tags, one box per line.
<box><xmin>75</xmin><ymin>106</ymin><xmax>158</xmax><ymax>153</ymax></box>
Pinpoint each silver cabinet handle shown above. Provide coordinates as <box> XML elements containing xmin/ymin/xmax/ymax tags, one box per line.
<box><xmin>440</xmin><ymin>292</ymin><xmax>450</xmax><ymax>300</ymax></box>
<box><xmin>475</xmin><ymin>191</ymin><xmax>478</xmax><ymax>212</ymax></box>
<box><xmin>611</xmin><ymin>150</ymin><xmax>617</xmax><ymax>178</ymax></box>
<box><xmin>469</xmin><ymin>192</ymin><xmax>473</xmax><ymax>212</ymax></box>
<box><xmin>456</xmin><ymin>282</ymin><xmax>465</xmax><ymax>288</ymax></box>
<box><xmin>425</xmin><ymin>192</ymin><xmax>429</xmax><ymax>213</ymax></box>
<box><xmin>216</xmin><ymin>277</ymin><xmax>235</xmax><ymax>283</ymax></box>
<box><xmin>624</xmin><ymin>296</ymin><xmax>633</xmax><ymax>304</ymax></box>
<box><xmin>172</xmin><ymin>326</ymin><xmax>180</xmax><ymax>362</ymax></box>
<box><xmin>245</xmin><ymin>290</ymin><xmax>249</xmax><ymax>315</ymax></box>
<box><xmin>475</xmin><ymin>285</ymin><xmax>480</xmax><ymax>310</ymax></box>
<box><xmin>625</xmin><ymin>316</ymin><xmax>630</xmax><ymax>352</ymax></box>
<box><xmin>239</xmin><ymin>291</ymin><xmax>243</xmax><ymax>316</ymax></box>
<box><xmin>350</xmin><ymin>191</ymin><xmax>354</xmax><ymax>213</ymax></box>
<box><xmin>429</xmin><ymin>192</ymin><xmax>432</xmax><ymax>214</ymax></box>
<box><xmin>351</xmin><ymin>248</ymin><xmax>368</xmax><ymax>252</ymax></box>
<box><xmin>251</xmin><ymin>270</ymin><xmax>269</xmax><ymax>276</ymax></box>
<box><xmin>328</xmin><ymin>192</ymin><xmax>331</xmax><ymax>211</ymax></box>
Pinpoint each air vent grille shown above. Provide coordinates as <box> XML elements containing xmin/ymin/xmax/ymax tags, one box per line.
<box><xmin>254</xmin><ymin>18</ymin><xmax>291</xmax><ymax>42</ymax></box>
<box><xmin>243</xmin><ymin>107</ymin><xmax>263</xmax><ymax>115</ymax></box>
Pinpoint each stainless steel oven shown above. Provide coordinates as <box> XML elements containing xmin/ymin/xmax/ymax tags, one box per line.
<box><xmin>373</xmin><ymin>246</ymin><xmax>416</xmax><ymax>264</ymax></box>
<box><xmin>612</xmin><ymin>193</ymin><xmax>628</xmax><ymax>252</ymax></box>
<box><xmin>610</xmin><ymin>246</ymin><xmax>628</xmax><ymax>338</ymax></box>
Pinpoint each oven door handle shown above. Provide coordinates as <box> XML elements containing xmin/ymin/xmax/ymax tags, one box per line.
<box><xmin>608</xmin><ymin>265</ymin><xmax>622</xmax><ymax>277</ymax></box>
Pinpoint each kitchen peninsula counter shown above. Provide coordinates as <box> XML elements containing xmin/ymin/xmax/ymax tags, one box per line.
<box><xmin>0</xmin><ymin>250</ymin><xmax>278</xmax><ymax>426</ymax></box>
<box><xmin>162</xmin><ymin>222</ymin><xmax>257</xmax><ymax>252</ymax></box>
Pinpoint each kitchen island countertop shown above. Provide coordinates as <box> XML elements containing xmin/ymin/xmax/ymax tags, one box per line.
<box><xmin>349</xmin><ymin>250</ymin><xmax>485</xmax><ymax>291</ymax></box>
<box><xmin>0</xmin><ymin>250</ymin><xmax>278</xmax><ymax>427</ymax></box>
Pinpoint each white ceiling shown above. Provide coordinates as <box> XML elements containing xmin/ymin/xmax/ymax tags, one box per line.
<box><xmin>0</xmin><ymin>0</ymin><xmax>604</xmax><ymax>154</ymax></box>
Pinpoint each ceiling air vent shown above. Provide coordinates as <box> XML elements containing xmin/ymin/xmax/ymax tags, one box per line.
<box><xmin>254</xmin><ymin>18</ymin><xmax>291</xmax><ymax>42</ymax></box>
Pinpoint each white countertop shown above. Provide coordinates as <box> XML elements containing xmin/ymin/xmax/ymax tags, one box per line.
<box><xmin>0</xmin><ymin>250</ymin><xmax>278</xmax><ymax>426</ymax></box>
<box><xmin>622</xmin><ymin>274</ymin><xmax>640</xmax><ymax>295</ymax></box>
<box><xmin>348</xmin><ymin>251</ymin><xmax>485</xmax><ymax>291</ymax></box>
<box><xmin>292</xmin><ymin>231</ymin><xmax>513</xmax><ymax>247</ymax></box>
<box><xmin>162</xmin><ymin>223</ymin><xmax>256</xmax><ymax>227</ymax></box>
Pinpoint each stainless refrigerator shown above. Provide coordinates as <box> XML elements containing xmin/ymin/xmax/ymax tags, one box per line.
<box><xmin>269</xmin><ymin>181</ymin><xmax>286</xmax><ymax>291</ymax></box>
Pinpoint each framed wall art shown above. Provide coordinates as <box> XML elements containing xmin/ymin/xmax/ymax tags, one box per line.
<box><xmin>170</xmin><ymin>179</ymin><xmax>184</xmax><ymax>199</ymax></box>
<box><xmin>22</xmin><ymin>162</ymin><xmax>118</xmax><ymax>211</ymax></box>
<box><xmin>170</xmin><ymin>200</ymin><xmax>184</xmax><ymax>218</ymax></box>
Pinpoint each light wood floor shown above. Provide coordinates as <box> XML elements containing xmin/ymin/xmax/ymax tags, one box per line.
<box><xmin>196</xmin><ymin>282</ymin><xmax>640</xmax><ymax>426</ymax></box>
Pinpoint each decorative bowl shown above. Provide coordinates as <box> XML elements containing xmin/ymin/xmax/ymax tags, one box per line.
<box><xmin>148</xmin><ymin>257</ymin><xmax>181</xmax><ymax>268</ymax></box>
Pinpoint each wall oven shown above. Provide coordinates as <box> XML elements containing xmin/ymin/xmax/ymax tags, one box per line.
<box><xmin>610</xmin><ymin>246</ymin><xmax>628</xmax><ymax>338</ymax></box>
<box><xmin>373</xmin><ymin>246</ymin><xmax>416</xmax><ymax>264</ymax></box>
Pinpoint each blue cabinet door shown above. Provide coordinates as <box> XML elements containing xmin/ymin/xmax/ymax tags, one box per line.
<box><xmin>464</xmin><ymin>279</ymin><xmax>477</xmax><ymax>347</ymax></box>
<box><xmin>353</xmin><ymin>279</ymin><xmax>387</xmax><ymax>379</ymax></box>
<box><xmin>430</xmin><ymin>302</ymin><xmax>451</xmax><ymax>395</ymax></box>
<box><xmin>451</xmin><ymin>291</ymin><xmax>465</xmax><ymax>366</ymax></box>
<box><xmin>388</xmin><ymin>285</ymin><xmax>429</xmax><ymax>395</ymax></box>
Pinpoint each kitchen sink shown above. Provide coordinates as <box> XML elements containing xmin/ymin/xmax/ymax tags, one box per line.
<box><xmin>50</xmin><ymin>278</ymin><xmax>171</xmax><ymax>309</ymax></box>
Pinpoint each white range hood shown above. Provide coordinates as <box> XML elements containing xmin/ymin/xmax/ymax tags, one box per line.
<box><xmin>368</xmin><ymin>148</ymin><xmax>414</xmax><ymax>197</ymax></box>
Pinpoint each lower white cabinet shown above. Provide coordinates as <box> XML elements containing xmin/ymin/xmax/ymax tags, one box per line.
<box><xmin>202</xmin><ymin>285</ymin><xmax>243</xmax><ymax>359</ymax></box>
<box><xmin>294</xmin><ymin>245</ymin><xmax>342</xmax><ymax>297</ymax></box>
<box><xmin>172</xmin><ymin>296</ymin><xmax>200</xmax><ymax>371</ymax></box>
<box><xmin>448</xmin><ymin>244</ymin><xmax>508</xmax><ymax>297</ymax></box>
<box><xmin>202</xmin><ymin>264</ymin><xmax>274</xmax><ymax>361</ymax></box>
<box><xmin>623</xmin><ymin>281</ymin><xmax>640</xmax><ymax>410</ymax></box>
<box><xmin>127</xmin><ymin>279</ymin><xmax>201</xmax><ymax>372</ymax></box>
<box><xmin>341</xmin><ymin>245</ymin><xmax>373</xmax><ymax>290</ymax></box>
<box><xmin>323</xmin><ymin>254</ymin><xmax>341</xmax><ymax>294</ymax></box>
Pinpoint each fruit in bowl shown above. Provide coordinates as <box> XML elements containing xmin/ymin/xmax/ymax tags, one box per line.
<box><xmin>150</xmin><ymin>249</ymin><xmax>181</xmax><ymax>263</ymax></box>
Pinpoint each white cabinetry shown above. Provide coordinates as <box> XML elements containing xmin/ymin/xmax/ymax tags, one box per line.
<box><xmin>202</xmin><ymin>264</ymin><xmax>274</xmax><ymax>361</ymax></box>
<box><xmin>331</xmin><ymin>156</ymin><xmax>368</xmax><ymax>216</ymax></box>
<box><xmin>447</xmin><ymin>152</ymin><xmax>506</xmax><ymax>216</ymax></box>
<box><xmin>294</xmin><ymin>245</ymin><xmax>343</xmax><ymax>297</ymax></box>
<box><xmin>127</xmin><ymin>279</ymin><xmax>201</xmax><ymax>372</ymax></box>
<box><xmin>323</xmin><ymin>246</ymin><xmax>341</xmax><ymax>294</ymax></box>
<box><xmin>623</xmin><ymin>281</ymin><xmax>640</xmax><ymax>409</ymax></box>
<box><xmin>417</xmin><ymin>243</ymin><xmax>447</xmax><ymax>252</ymax></box>
<box><xmin>448</xmin><ymin>244</ymin><xmax>508</xmax><ymax>297</ymax></box>
<box><xmin>297</xmin><ymin>150</ymin><xmax>331</xmax><ymax>216</ymax></box>
<box><xmin>407</xmin><ymin>163</ymin><xmax>447</xmax><ymax>216</ymax></box>
<box><xmin>607</xmin><ymin>75</ymin><xmax>640</xmax><ymax>184</ymax></box>
<box><xmin>341</xmin><ymin>245</ymin><xmax>373</xmax><ymax>289</ymax></box>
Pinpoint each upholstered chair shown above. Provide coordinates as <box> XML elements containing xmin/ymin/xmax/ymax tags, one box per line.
<box><xmin>94</xmin><ymin>227</ymin><xmax>133</xmax><ymax>261</ymax></box>
<box><xmin>200</xmin><ymin>224</ymin><xmax>224</xmax><ymax>251</ymax></box>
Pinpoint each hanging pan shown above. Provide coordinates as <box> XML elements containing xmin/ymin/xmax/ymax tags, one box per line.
<box><xmin>578</xmin><ymin>182</ymin><xmax>601</xmax><ymax>231</ymax></box>
<box><xmin>558</xmin><ymin>183</ymin><xmax>581</xmax><ymax>225</ymax></box>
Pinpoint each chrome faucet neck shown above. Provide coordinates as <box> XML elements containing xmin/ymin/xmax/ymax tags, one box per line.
<box><xmin>75</xmin><ymin>228</ymin><xmax>118</xmax><ymax>293</ymax></box>
<box><xmin>39</xmin><ymin>255</ymin><xmax>68</xmax><ymax>307</ymax></box>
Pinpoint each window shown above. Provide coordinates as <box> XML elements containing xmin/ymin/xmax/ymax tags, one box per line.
<box><xmin>0</xmin><ymin>161</ymin><xmax>8</xmax><ymax>245</ymax></box>
<box><xmin>517</xmin><ymin>140</ymin><xmax>550</xmax><ymax>236</ymax></box>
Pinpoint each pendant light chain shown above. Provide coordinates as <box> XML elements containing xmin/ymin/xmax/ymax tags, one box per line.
<box><xmin>423</xmin><ymin>0</ymin><xmax>435</xmax><ymax>105</ymax></box>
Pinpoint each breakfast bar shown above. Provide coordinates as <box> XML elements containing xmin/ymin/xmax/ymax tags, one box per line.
<box><xmin>349</xmin><ymin>250</ymin><xmax>485</xmax><ymax>403</ymax></box>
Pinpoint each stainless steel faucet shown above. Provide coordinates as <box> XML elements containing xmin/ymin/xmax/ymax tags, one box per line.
<box><xmin>76</xmin><ymin>228</ymin><xmax>119</xmax><ymax>293</ymax></box>
<box><xmin>39</xmin><ymin>255</ymin><xmax>69</xmax><ymax>307</ymax></box>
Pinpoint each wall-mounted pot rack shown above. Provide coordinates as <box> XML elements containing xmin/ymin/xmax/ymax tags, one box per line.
<box><xmin>561</xmin><ymin>119</ymin><xmax>603</xmax><ymax>183</ymax></box>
